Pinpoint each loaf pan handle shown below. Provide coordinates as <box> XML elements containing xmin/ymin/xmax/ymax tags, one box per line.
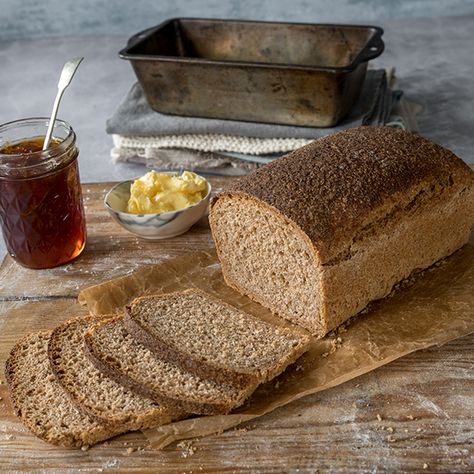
<box><xmin>119</xmin><ymin>26</ymin><xmax>160</xmax><ymax>59</ymax></box>
<box><xmin>126</xmin><ymin>26</ymin><xmax>159</xmax><ymax>49</ymax></box>
<box><xmin>357</xmin><ymin>34</ymin><xmax>385</xmax><ymax>64</ymax></box>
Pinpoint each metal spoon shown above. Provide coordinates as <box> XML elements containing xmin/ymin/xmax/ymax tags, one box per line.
<box><xmin>42</xmin><ymin>57</ymin><xmax>83</xmax><ymax>150</ymax></box>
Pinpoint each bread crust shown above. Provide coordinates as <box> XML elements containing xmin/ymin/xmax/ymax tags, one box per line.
<box><xmin>213</xmin><ymin>126</ymin><xmax>474</xmax><ymax>264</ymax></box>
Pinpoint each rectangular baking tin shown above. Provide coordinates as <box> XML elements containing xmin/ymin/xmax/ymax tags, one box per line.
<box><xmin>120</xmin><ymin>18</ymin><xmax>384</xmax><ymax>127</ymax></box>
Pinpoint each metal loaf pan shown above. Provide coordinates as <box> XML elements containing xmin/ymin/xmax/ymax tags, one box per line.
<box><xmin>120</xmin><ymin>18</ymin><xmax>384</xmax><ymax>127</ymax></box>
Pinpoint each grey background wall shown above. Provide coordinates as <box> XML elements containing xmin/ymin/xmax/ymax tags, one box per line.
<box><xmin>2</xmin><ymin>0</ymin><xmax>474</xmax><ymax>40</ymax></box>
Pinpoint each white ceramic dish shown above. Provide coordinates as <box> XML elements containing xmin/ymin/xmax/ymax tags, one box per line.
<box><xmin>104</xmin><ymin>173</ymin><xmax>211</xmax><ymax>239</ymax></box>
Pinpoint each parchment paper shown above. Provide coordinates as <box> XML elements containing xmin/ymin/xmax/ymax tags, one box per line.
<box><xmin>78</xmin><ymin>237</ymin><xmax>474</xmax><ymax>450</ymax></box>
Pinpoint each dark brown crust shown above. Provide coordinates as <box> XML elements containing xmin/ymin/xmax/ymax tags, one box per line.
<box><xmin>124</xmin><ymin>289</ymin><xmax>268</xmax><ymax>388</ymax></box>
<box><xmin>4</xmin><ymin>336</ymin><xmax>27</xmax><ymax>419</ymax></box>
<box><xmin>48</xmin><ymin>315</ymin><xmax>117</xmax><ymax>426</ymax></box>
<box><xmin>211</xmin><ymin>126</ymin><xmax>474</xmax><ymax>263</ymax></box>
<box><xmin>83</xmin><ymin>317</ymin><xmax>245</xmax><ymax>416</ymax></box>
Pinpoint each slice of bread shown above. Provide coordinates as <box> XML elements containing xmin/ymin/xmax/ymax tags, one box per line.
<box><xmin>84</xmin><ymin>317</ymin><xmax>258</xmax><ymax>415</ymax></box>
<box><xmin>48</xmin><ymin>315</ymin><xmax>184</xmax><ymax>431</ymax></box>
<box><xmin>124</xmin><ymin>289</ymin><xmax>311</xmax><ymax>388</ymax></box>
<box><xmin>4</xmin><ymin>331</ymin><xmax>113</xmax><ymax>448</ymax></box>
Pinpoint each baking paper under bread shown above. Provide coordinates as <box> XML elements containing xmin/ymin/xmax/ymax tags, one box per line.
<box><xmin>78</xmin><ymin>233</ymin><xmax>474</xmax><ymax>450</ymax></box>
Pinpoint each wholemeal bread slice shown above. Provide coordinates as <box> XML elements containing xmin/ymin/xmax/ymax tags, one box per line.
<box><xmin>84</xmin><ymin>317</ymin><xmax>258</xmax><ymax>415</ymax></box>
<box><xmin>124</xmin><ymin>289</ymin><xmax>311</xmax><ymax>388</ymax></box>
<box><xmin>4</xmin><ymin>331</ymin><xmax>113</xmax><ymax>448</ymax></box>
<box><xmin>48</xmin><ymin>315</ymin><xmax>184</xmax><ymax>431</ymax></box>
<box><xmin>209</xmin><ymin>126</ymin><xmax>474</xmax><ymax>337</ymax></box>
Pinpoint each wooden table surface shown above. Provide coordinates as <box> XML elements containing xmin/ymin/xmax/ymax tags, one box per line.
<box><xmin>0</xmin><ymin>178</ymin><xmax>473</xmax><ymax>473</ymax></box>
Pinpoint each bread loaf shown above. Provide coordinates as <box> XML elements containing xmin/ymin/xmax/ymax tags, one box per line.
<box><xmin>209</xmin><ymin>126</ymin><xmax>474</xmax><ymax>337</ymax></box>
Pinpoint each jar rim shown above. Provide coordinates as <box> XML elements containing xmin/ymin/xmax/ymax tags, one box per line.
<box><xmin>0</xmin><ymin>117</ymin><xmax>77</xmax><ymax>180</ymax></box>
<box><xmin>0</xmin><ymin>117</ymin><xmax>76</xmax><ymax>172</ymax></box>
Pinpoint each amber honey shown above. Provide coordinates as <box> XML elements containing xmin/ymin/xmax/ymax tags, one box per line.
<box><xmin>0</xmin><ymin>119</ymin><xmax>86</xmax><ymax>269</ymax></box>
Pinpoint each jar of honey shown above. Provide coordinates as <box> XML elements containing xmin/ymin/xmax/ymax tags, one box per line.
<box><xmin>0</xmin><ymin>118</ymin><xmax>86</xmax><ymax>269</ymax></box>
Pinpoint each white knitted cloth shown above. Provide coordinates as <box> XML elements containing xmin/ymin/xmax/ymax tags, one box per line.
<box><xmin>112</xmin><ymin>134</ymin><xmax>314</xmax><ymax>155</ymax></box>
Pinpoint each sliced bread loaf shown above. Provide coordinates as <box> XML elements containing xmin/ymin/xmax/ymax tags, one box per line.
<box><xmin>124</xmin><ymin>289</ymin><xmax>311</xmax><ymax>388</ymax></box>
<box><xmin>4</xmin><ymin>331</ymin><xmax>112</xmax><ymax>448</ymax></box>
<box><xmin>84</xmin><ymin>317</ymin><xmax>258</xmax><ymax>415</ymax></box>
<box><xmin>48</xmin><ymin>315</ymin><xmax>184</xmax><ymax>431</ymax></box>
<box><xmin>209</xmin><ymin>126</ymin><xmax>474</xmax><ymax>337</ymax></box>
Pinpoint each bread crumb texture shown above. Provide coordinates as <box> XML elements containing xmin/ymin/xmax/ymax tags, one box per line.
<box><xmin>49</xmin><ymin>315</ymin><xmax>178</xmax><ymax>430</ymax></box>
<box><xmin>85</xmin><ymin>317</ymin><xmax>256</xmax><ymax>415</ymax></box>
<box><xmin>126</xmin><ymin>289</ymin><xmax>310</xmax><ymax>384</ymax></box>
<box><xmin>4</xmin><ymin>331</ymin><xmax>112</xmax><ymax>448</ymax></box>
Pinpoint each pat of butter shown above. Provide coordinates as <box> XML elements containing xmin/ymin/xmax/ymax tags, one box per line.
<box><xmin>127</xmin><ymin>170</ymin><xmax>207</xmax><ymax>214</ymax></box>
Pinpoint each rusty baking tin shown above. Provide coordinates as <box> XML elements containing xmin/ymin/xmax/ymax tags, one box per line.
<box><xmin>120</xmin><ymin>18</ymin><xmax>384</xmax><ymax>127</ymax></box>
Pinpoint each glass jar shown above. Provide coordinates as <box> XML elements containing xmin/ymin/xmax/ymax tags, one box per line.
<box><xmin>0</xmin><ymin>118</ymin><xmax>86</xmax><ymax>269</ymax></box>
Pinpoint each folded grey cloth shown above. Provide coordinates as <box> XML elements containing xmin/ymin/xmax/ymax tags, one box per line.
<box><xmin>107</xmin><ymin>69</ymin><xmax>414</xmax><ymax>175</ymax></box>
<box><xmin>107</xmin><ymin>69</ymin><xmax>394</xmax><ymax>139</ymax></box>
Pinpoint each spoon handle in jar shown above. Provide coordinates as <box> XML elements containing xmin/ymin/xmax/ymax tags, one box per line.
<box><xmin>43</xmin><ymin>57</ymin><xmax>83</xmax><ymax>151</ymax></box>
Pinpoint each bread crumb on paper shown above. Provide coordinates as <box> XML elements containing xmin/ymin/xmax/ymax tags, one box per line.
<box><xmin>376</xmin><ymin>414</ymin><xmax>382</xmax><ymax>422</ymax></box>
<box><xmin>423</xmin><ymin>463</ymin><xmax>429</xmax><ymax>469</ymax></box>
